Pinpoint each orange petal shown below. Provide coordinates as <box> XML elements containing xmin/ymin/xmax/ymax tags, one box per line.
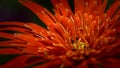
<box><xmin>0</xmin><ymin>48</ymin><xmax>23</xmax><ymax>54</ymax></box>
<box><xmin>106</xmin><ymin>1</ymin><xmax>119</xmax><ymax>18</ymax></box>
<box><xmin>14</xmin><ymin>33</ymin><xmax>36</xmax><ymax>42</ymax></box>
<box><xmin>0</xmin><ymin>32</ymin><xmax>15</xmax><ymax>40</ymax></box>
<box><xmin>34</xmin><ymin>60</ymin><xmax>62</xmax><ymax>68</ymax></box>
<box><xmin>102</xmin><ymin>58</ymin><xmax>120</xmax><ymax>68</ymax></box>
<box><xmin>24</xmin><ymin>23</ymin><xmax>48</xmax><ymax>37</ymax></box>
<box><xmin>74</xmin><ymin>0</ymin><xmax>84</xmax><ymax>13</ymax></box>
<box><xmin>0</xmin><ymin>41</ymin><xmax>27</xmax><ymax>47</ymax></box>
<box><xmin>0</xmin><ymin>27</ymin><xmax>30</xmax><ymax>34</ymax></box>
<box><xmin>19</xmin><ymin>0</ymin><xmax>55</xmax><ymax>27</ymax></box>
<box><xmin>0</xmin><ymin>22</ymin><xmax>25</xmax><ymax>26</ymax></box>
<box><xmin>52</xmin><ymin>0</ymin><xmax>72</xmax><ymax>16</ymax></box>
<box><xmin>23</xmin><ymin>45</ymin><xmax>40</xmax><ymax>54</ymax></box>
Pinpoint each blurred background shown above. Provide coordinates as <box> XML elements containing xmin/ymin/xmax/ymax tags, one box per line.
<box><xmin>0</xmin><ymin>0</ymin><xmax>53</xmax><ymax>26</ymax></box>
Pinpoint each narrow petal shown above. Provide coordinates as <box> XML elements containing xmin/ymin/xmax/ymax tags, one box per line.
<box><xmin>0</xmin><ymin>22</ymin><xmax>25</xmax><ymax>26</ymax></box>
<box><xmin>51</xmin><ymin>0</ymin><xmax>72</xmax><ymax>16</ymax></box>
<box><xmin>102</xmin><ymin>58</ymin><xmax>120</xmax><ymax>68</ymax></box>
<box><xmin>24</xmin><ymin>23</ymin><xmax>48</xmax><ymax>37</ymax></box>
<box><xmin>106</xmin><ymin>1</ymin><xmax>119</xmax><ymax>18</ymax></box>
<box><xmin>0</xmin><ymin>27</ymin><xmax>30</xmax><ymax>34</ymax></box>
<box><xmin>19</xmin><ymin>0</ymin><xmax>55</xmax><ymax>27</ymax></box>
<box><xmin>0</xmin><ymin>32</ymin><xmax>15</xmax><ymax>40</ymax></box>
<box><xmin>34</xmin><ymin>60</ymin><xmax>62</xmax><ymax>68</ymax></box>
<box><xmin>0</xmin><ymin>41</ymin><xmax>27</xmax><ymax>47</ymax></box>
<box><xmin>0</xmin><ymin>48</ymin><xmax>23</xmax><ymax>54</ymax></box>
<box><xmin>74</xmin><ymin>0</ymin><xmax>84</xmax><ymax>13</ymax></box>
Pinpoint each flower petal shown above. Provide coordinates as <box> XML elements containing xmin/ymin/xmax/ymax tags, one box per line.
<box><xmin>0</xmin><ymin>22</ymin><xmax>25</xmax><ymax>26</ymax></box>
<box><xmin>19</xmin><ymin>0</ymin><xmax>55</xmax><ymax>27</ymax></box>
<box><xmin>34</xmin><ymin>60</ymin><xmax>62</xmax><ymax>68</ymax></box>
<box><xmin>24</xmin><ymin>23</ymin><xmax>48</xmax><ymax>37</ymax></box>
<box><xmin>102</xmin><ymin>58</ymin><xmax>120</xmax><ymax>68</ymax></box>
<box><xmin>0</xmin><ymin>32</ymin><xmax>15</xmax><ymax>40</ymax></box>
<box><xmin>0</xmin><ymin>48</ymin><xmax>23</xmax><ymax>54</ymax></box>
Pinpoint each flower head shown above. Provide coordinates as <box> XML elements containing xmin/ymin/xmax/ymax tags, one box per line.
<box><xmin>0</xmin><ymin>0</ymin><xmax>120</xmax><ymax>68</ymax></box>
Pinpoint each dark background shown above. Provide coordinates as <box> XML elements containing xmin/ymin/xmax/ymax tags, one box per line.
<box><xmin>0</xmin><ymin>0</ymin><xmax>114</xmax><ymax>66</ymax></box>
<box><xmin>0</xmin><ymin>0</ymin><xmax>53</xmax><ymax>26</ymax></box>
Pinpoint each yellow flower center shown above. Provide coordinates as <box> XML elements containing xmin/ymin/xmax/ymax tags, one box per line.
<box><xmin>73</xmin><ymin>42</ymin><xmax>86</xmax><ymax>50</ymax></box>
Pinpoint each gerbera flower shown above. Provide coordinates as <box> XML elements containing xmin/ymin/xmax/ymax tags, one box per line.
<box><xmin>0</xmin><ymin>0</ymin><xmax>120</xmax><ymax>68</ymax></box>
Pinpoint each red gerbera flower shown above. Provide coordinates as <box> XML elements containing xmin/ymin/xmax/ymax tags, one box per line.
<box><xmin>0</xmin><ymin>0</ymin><xmax>120</xmax><ymax>68</ymax></box>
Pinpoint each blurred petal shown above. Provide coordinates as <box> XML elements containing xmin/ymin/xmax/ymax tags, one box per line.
<box><xmin>34</xmin><ymin>60</ymin><xmax>62</xmax><ymax>68</ymax></box>
<box><xmin>0</xmin><ymin>48</ymin><xmax>23</xmax><ymax>54</ymax></box>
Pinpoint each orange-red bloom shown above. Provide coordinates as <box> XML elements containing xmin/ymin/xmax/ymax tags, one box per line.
<box><xmin>0</xmin><ymin>0</ymin><xmax>120</xmax><ymax>68</ymax></box>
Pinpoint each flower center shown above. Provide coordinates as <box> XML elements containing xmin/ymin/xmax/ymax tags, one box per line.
<box><xmin>73</xmin><ymin>42</ymin><xmax>86</xmax><ymax>51</ymax></box>
<box><xmin>65</xmin><ymin>39</ymin><xmax>100</xmax><ymax>60</ymax></box>
<box><xmin>64</xmin><ymin>40</ymin><xmax>90</xmax><ymax>60</ymax></box>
